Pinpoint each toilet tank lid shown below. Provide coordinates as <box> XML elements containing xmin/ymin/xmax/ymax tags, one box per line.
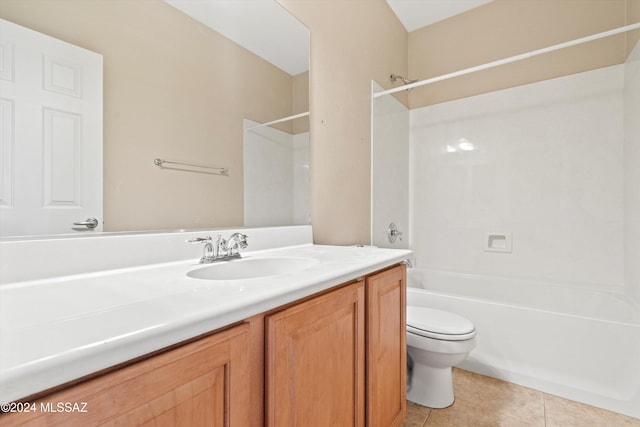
<box><xmin>407</xmin><ymin>306</ymin><xmax>475</xmax><ymax>336</ymax></box>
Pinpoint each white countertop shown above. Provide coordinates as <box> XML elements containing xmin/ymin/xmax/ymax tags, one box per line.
<box><xmin>0</xmin><ymin>243</ymin><xmax>411</xmax><ymax>403</ymax></box>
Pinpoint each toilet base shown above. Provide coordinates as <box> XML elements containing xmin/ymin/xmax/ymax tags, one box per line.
<box><xmin>407</xmin><ymin>363</ymin><xmax>454</xmax><ymax>409</ymax></box>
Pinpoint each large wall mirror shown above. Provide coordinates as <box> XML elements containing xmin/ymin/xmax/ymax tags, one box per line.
<box><xmin>0</xmin><ymin>0</ymin><xmax>309</xmax><ymax>239</ymax></box>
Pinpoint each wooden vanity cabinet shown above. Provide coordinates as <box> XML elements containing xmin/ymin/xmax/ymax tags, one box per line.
<box><xmin>265</xmin><ymin>264</ymin><xmax>407</xmax><ymax>427</ymax></box>
<box><xmin>2</xmin><ymin>323</ymin><xmax>255</xmax><ymax>427</ymax></box>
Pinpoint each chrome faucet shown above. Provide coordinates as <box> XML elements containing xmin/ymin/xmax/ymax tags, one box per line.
<box><xmin>187</xmin><ymin>233</ymin><xmax>248</xmax><ymax>264</ymax></box>
<box><xmin>222</xmin><ymin>232</ymin><xmax>249</xmax><ymax>256</ymax></box>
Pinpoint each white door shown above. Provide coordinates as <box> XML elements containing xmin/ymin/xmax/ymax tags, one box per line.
<box><xmin>0</xmin><ymin>18</ymin><xmax>103</xmax><ymax>237</ymax></box>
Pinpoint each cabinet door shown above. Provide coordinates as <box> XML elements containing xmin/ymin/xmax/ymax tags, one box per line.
<box><xmin>266</xmin><ymin>281</ymin><xmax>365</xmax><ymax>427</ymax></box>
<box><xmin>2</xmin><ymin>323</ymin><xmax>252</xmax><ymax>427</ymax></box>
<box><xmin>366</xmin><ymin>264</ymin><xmax>407</xmax><ymax>427</ymax></box>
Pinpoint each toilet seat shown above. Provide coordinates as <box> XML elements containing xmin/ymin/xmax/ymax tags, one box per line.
<box><xmin>407</xmin><ymin>306</ymin><xmax>476</xmax><ymax>341</ymax></box>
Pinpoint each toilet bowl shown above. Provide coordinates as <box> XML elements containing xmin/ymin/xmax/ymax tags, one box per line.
<box><xmin>406</xmin><ymin>306</ymin><xmax>476</xmax><ymax>408</ymax></box>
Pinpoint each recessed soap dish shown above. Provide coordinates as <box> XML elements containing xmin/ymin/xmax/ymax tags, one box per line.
<box><xmin>484</xmin><ymin>232</ymin><xmax>512</xmax><ymax>253</ymax></box>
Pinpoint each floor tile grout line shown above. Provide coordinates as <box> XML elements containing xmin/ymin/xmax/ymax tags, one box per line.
<box><xmin>404</xmin><ymin>368</ymin><xmax>640</xmax><ymax>426</ymax></box>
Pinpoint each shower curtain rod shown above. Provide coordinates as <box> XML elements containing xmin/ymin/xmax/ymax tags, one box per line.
<box><xmin>374</xmin><ymin>22</ymin><xmax>640</xmax><ymax>98</ymax></box>
<box><xmin>245</xmin><ymin>111</ymin><xmax>310</xmax><ymax>130</ymax></box>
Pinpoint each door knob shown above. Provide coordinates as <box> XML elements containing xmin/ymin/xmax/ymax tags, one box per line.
<box><xmin>73</xmin><ymin>217</ymin><xmax>99</xmax><ymax>229</ymax></box>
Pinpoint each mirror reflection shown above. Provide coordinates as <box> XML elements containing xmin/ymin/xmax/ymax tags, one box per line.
<box><xmin>243</xmin><ymin>116</ymin><xmax>310</xmax><ymax>227</ymax></box>
<box><xmin>0</xmin><ymin>0</ymin><xmax>309</xmax><ymax>239</ymax></box>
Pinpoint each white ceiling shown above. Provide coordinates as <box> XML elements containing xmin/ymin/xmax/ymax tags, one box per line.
<box><xmin>163</xmin><ymin>0</ymin><xmax>492</xmax><ymax>76</ymax></box>
<box><xmin>164</xmin><ymin>0</ymin><xmax>309</xmax><ymax>76</ymax></box>
<box><xmin>386</xmin><ymin>0</ymin><xmax>493</xmax><ymax>32</ymax></box>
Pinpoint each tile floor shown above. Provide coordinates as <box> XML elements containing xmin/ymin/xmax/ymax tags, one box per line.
<box><xmin>402</xmin><ymin>368</ymin><xmax>640</xmax><ymax>427</ymax></box>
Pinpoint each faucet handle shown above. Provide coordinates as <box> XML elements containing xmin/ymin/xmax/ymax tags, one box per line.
<box><xmin>187</xmin><ymin>236</ymin><xmax>212</xmax><ymax>244</ymax></box>
<box><xmin>228</xmin><ymin>233</ymin><xmax>248</xmax><ymax>250</ymax></box>
<box><xmin>229</xmin><ymin>232</ymin><xmax>248</xmax><ymax>242</ymax></box>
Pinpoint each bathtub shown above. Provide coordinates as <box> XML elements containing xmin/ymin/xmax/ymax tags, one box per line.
<box><xmin>407</xmin><ymin>268</ymin><xmax>640</xmax><ymax>419</ymax></box>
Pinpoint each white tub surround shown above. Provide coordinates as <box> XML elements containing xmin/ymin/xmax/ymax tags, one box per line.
<box><xmin>410</xmin><ymin>64</ymin><xmax>625</xmax><ymax>288</ymax></box>
<box><xmin>625</xmin><ymin>40</ymin><xmax>640</xmax><ymax>299</ymax></box>
<box><xmin>0</xmin><ymin>226</ymin><xmax>412</xmax><ymax>403</ymax></box>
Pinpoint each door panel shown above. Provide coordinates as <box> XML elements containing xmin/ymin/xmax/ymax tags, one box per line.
<box><xmin>367</xmin><ymin>265</ymin><xmax>407</xmax><ymax>427</ymax></box>
<box><xmin>1</xmin><ymin>324</ymin><xmax>252</xmax><ymax>426</ymax></box>
<box><xmin>266</xmin><ymin>281</ymin><xmax>366</xmax><ymax>427</ymax></box>
<box><xmin>0</xmin><ymin>18</ymin><xmax>102</xmax><ymax>237</ymax></box>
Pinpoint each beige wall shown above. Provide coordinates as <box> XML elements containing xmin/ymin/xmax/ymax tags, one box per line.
<box><xmin>629</xmin><ymin>0</ymin><xmax>640</xmax><ymax>55</ymax></box>
<box><xmin>408</xmin><ymin>0</ymin><xmax>628</xmax><ymax>108</ymax></box>
<box><xmin>293</xmin><ymin>71</ymin><xmax>310</xmax><ymax>134</ymax></box>
<box><xmin>279</xmin><ymin>0</ymin><xmax>408</xmax><ymax>245</ymax></box>
<box><xmin>1</xmin><ymin>0</ymin><xmax>296</xmax><ymax>232</ymax></box>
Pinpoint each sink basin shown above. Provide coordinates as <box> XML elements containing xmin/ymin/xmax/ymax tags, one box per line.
<box><xmin>187</xmin><ymin>257</ymin><xmax>320</xmax><ymax>280</ymax></box>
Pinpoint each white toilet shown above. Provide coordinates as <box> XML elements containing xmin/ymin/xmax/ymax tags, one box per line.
<box><xmin>406</xmin><ymin>306</ymin><xmax>476</xmax><ymax>408</ymax></box>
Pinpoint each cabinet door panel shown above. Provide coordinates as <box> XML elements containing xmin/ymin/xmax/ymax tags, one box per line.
<box><xmin>367</xmin><ymin>265</ymin><xmax>407</xmax><ymax>427</ymax></box>
<box><xmin>266</xmin><ymin>281</ymin><xmax>365</xmax><ymax>427</ymax></box>
<box><xmin>2</xmin><ymin>323</ymin><xmax>252</xmax><ymax>427</ymax></box>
